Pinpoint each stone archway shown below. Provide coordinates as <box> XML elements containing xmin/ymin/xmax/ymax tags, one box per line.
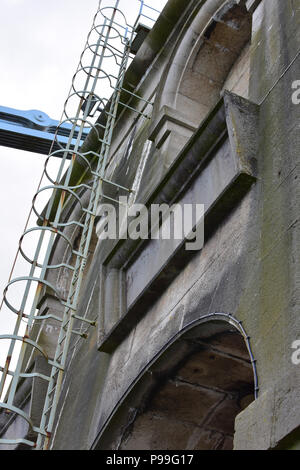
<box><xmin>174</xmin><ymin>1</ymin><xmax>252</xmax><ymax>126</ymax></box>
<box><xmin>96</xmin><ymin>315</ymin><xmax>257</xmax><ymax>451</ymax></box>
<box><xmin>156</xmin><ymin>0</ymin><xmax>252</xmax><ymax>122</ymax></box>
<box><xmin>150</xmin><ymin>0</ymin><xmax>253</xmax><ymax>169</ymax></box>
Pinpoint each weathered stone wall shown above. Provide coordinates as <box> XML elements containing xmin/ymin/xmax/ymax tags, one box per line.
<box><xmin>234</xmin><ymin>0</ymin><xmax>300</xmax><ymax>449</ymax></box>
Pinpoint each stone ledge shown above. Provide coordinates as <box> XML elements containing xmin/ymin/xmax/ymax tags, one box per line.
<box><xmin>98</xmin><ymin>92</ymin><xmax>259</xmax><ymax>353</ymax></box>
<box><xmin>148</xmin><ymin>105</ymin><xmax>197</xmax><ymax>149</ymax></box>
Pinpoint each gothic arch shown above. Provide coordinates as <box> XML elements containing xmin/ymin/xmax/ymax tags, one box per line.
<box><xmin>156</xmin><ymin>0</ymin><xmax>252</xmax><ymax>123</ymax></box>
<box><xmin>149</xmin><ymin>0</ymin><xmax>253</xmax><ymax>169</ymax></box>
<box><xmin>94</xmin><ymin>313</ymin><xmax>257</xmax><ymax>450</ymax></box>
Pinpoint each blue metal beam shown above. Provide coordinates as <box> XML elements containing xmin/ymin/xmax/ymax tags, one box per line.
<box><xmin>0</xmin><ymin>106</ymin><xmax>90</xmax><ymax>157</ymax></box>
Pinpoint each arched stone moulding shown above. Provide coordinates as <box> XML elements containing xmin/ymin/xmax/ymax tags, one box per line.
<box><xmin>93</xmin><ymin>313</ymin><xmax>258</xmax><ymax>450</ymax></box>
<box><xmin>150</xmin><ymin>0</ymin><xmax>253</xmax><ymax>167</ymax></box>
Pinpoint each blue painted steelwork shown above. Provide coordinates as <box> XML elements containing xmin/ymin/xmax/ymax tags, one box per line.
<box><xmin>0</xmin><ymin>105</ymin><xmax>90</xmax><ymax>156</ymax></box>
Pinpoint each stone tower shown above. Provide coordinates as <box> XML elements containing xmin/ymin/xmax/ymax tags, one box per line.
<box><xmin>1</xmin><ymin>0</ymin><xmax>300</xmax><ymax>450</ymax></box>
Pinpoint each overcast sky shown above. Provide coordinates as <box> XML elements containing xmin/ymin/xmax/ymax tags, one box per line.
<box><xmin>0</xmin><ymin>0</ymin><xmax>167</xmax><ymax>367</ymax></box>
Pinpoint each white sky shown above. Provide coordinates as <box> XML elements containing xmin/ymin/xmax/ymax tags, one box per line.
<box><xmin>0</xmin><ymin>0</ymin><xmax>167</xmax><ymax>376</ymax></box>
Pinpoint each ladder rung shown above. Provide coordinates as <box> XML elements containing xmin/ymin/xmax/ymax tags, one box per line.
<box><xmin>71</xmin><ymin>330</ymin><xmax>88</xmax><ymax>339</ymax></box>
<box><xmin>48</xmin><ymin>384</ymin><xmax>57</xmax><ymax>396</ymax></box>
<box><xmin>48</xmin><ymin>361</ymin><xmax>64</xmax><ymax>371</ymax></box>
<box><xmin>43</xmin><ymin>403</ymin><xmax>53</xmax><ymax>416</ymax></box>
<box><xmin>82</xmin><ymin>208</ymin><xmax>96</xmax><ymax>216</ymax></box>
<box><xmin>52</xmin><ymin>363</ymin><xmax>61</xmax><ymax>373</ymax></box>
<box><xmin>55</xmin><ymin>353</ymin><xmax>63</xmax><ymax>363</ymax></box>
<box><xmin>72</xmin><ymin>315</ymin><xmax>96</xmax><ymax>326</ymax></box>
<box><xmin>104</xmin><ymin>110</ymin><xmax>115</xmax><ymax>118</ymax></box>
<box><xmin>62</xmin><ymin>301</ymin><xmax>76</xmax><ymax>311</ymax></box>
<box><xmin>58</xmin><ymin>335</ymin><xmax>66</xmax><ymax>346</ymax></box>
<box><xmin>63</xmin><ymin>318</ymin><xmax>71</xmax><ymax>328</ymax></box>
<box><xmin>72</xmin><ymin>251</ymin><xmax>87</xmax><ymax>259</ymax></box>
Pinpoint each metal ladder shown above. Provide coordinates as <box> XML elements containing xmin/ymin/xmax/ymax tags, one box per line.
<box><xmin>0</xmin><ymin>0</ymin><xmax>159</xmax><ymax>450</ymax></box>
<box><xmin>37</xmin><ymin>35</ymin><xmax>132</xmax><ymax>450</ymax></box>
